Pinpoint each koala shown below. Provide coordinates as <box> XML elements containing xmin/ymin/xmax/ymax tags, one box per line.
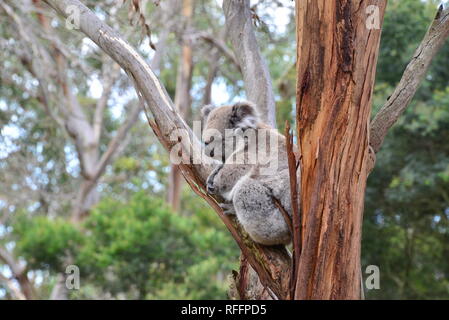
<box><xmin>201</xmin><ymin>101</ymin><xmax>300</xmax><ymax>246</ymax></box>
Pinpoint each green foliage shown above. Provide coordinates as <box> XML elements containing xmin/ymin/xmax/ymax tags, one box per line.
<box><xmin>79</xmin><ymin>193</ymin><xmax>238</xmax><ymax>299</ymax></box>
<box><xmin>378</xmin><ymin>0</ymin><xmax>449</xmax><ymax>95</ymax></box>
<box><xmin>13</xmin><ymin>215</ymin><xmax>83</xmax><ymax>273</ymax></box>
<box><xmin>78</xmin><ymin>194</ymin><xmax>195</xmax><ymax>298</ymax></box>
<box><xmin>362</xmin><ymin>1</ymin><xmax>449</xmax><ymax>298</ymax></box>
<box><xmin>11</xmin><ymin>193</ymin><xmax>239</xmax><ymax>299</ymax></box>
<box><xmin>3</xmin><ymin>0</ymin><xmax>449</xmax><ymax>301</ymax></box>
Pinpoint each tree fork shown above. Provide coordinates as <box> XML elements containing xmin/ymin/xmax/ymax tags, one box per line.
<box><xmin>295</xmin><ymin>0</ymin><xmax>386</xmax><ymax>299</ymax></box>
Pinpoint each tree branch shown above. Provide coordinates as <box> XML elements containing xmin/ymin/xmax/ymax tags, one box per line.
<box><xmin>94</xmin><ymin>102</ymin><xmax>141</xmax><ymax>183</ymax></box>
<box><xmin>0</xmin><ymin>246</ymin><xmax>35</xmax><ymax>299</ymax></box>
<box><xmin>197</xmin><ymin>32</ymin><xmax>241</xmax><ymax>72</ymax></box>
<box><xmin>0</xmin><ymin>1</ymin><xmax>67</xmax><ymax>129</ymax></box>
<box><xmin>0</xmin><ymin>247</ymin><xmax>25</xmax><ymax>277</ymax></box>
<box><xmin>150</xmin><ymin>0</ymin><xmax>178</xmax><ymax>72</ymax></box>
<box><xmin>222</xmin><ymin>0</ymin><xmax>276</xmax><ymax>127</ymax></box>
<box><xmin>202</xmin><ymin>48</ymin><xmax>220</xmax><ymax>105</ymax></box>
<box><xmin>43</xmin><ymin>0</ymin><xmax>291</xmax><ymax>299</ymax></box>
<box><xmin>93</xmin><ymin>62</ymin><xmax>120</xmax><ymax>143</ymax></box>
<box><xmin>370</xmin><ymin>5</ymin><xmax>449</xmax><ymax>153</ymax></box>
<box><xmin>0</xmin><ymin>273</ymin><xmax>26</xmax><ymax>300</ymax></box>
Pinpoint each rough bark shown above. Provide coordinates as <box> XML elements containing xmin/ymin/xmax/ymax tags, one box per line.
<box><xmin>232</xmin><ymin>256</ymin><xmax>274</xmax><ymax>300</ymax></box>
<box><xmin>295</xmin><ymin>0</ymin><xmax>386</xmax><ymax>299</ymax></box>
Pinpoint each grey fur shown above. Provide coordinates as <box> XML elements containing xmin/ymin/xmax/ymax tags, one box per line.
<box><xmin>202</xmin><ymin>101</ymin><xmax>300</xmax><ymax>246</ymax></box>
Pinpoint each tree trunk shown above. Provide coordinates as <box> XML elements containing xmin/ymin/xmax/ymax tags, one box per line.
<box><xmin>229</xmin><ymin>255</ymin><xmax>273</xmax><ymax>300</ymax></box>
<box><xmin>167</xmin><ymin>0</ymin><xmax>194</xmax><ymax>212</ymax></box>
<box><xmin>43</xmin><ymin>0</ymin><xmax>449</xmax><ymax>301</ymax></box>
<box><xmin>223</xmin><ymin>0</ymin><xmax>277</xmax><ymax>127</ymax></box>
<box><xmin>294</xmin><ymin>0</ymin><xmax>386</xmax><ymax>299</ymax></box>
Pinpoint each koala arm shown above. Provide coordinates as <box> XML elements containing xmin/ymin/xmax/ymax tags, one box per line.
<box><xmin>209</xmin><ymin>162</ymin><xmax>253</xmax><ymax>200</ymax></box>
<box><xmin>206</xmin><ymin>163</ymin><xmax>224</xmax><ymax>194</ymax></box>
<box><xmin>206</xmin><ymin>163</ymin><xmax>237</xmax><ymax>215</ymax></box>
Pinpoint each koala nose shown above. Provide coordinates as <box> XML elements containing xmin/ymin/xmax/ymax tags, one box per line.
<box><xmin>207</xmin><ymin>183</ymin><xmax>216</xmax><ymax>194</ymax></box>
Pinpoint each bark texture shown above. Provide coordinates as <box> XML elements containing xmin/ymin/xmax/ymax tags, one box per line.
<box><xmin>295</xmin><ymin>0</ymin><xmax>386</xmax><ymax>299</ymax></box>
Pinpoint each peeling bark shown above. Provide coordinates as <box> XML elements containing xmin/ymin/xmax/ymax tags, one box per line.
<box><xmin>295</xmin><ymin>0</ymin><xmax>386</xmax><ymax>300</ymax></box>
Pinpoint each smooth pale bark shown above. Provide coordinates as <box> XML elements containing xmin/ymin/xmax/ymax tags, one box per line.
<box><xmin>0</xmin><ymin>247</ymin><xmax>35</xmax><ymax>299</ymax></box>
<box><xmin>223</xmin><ymin>0</ymin><xmax>276</xmax><ymax>127</ymax></box>
<box><xmin>295</xmin><ymin>0</ymin><xmax>386</xmax><ymax>299</ymax></box>
<box><xmin>24</xmin><ymin>0</ymin><xmax>142</xmax><ymax>299</ymax></box>
<box><xmin>221</xmin><ymin>0</ymin><xmax>283</xmax><ymax>299</ymax></box>
<box><xmin>168</xmin><ymin>0</ymin><xmax>194</xmax><ymax>212</ymax></box>
<box><xmin>44</xmin><ymin>0</ymin><xmax>291</xmax><ymax>299</ymax></box>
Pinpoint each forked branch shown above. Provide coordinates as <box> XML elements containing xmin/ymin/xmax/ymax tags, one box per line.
<box><xmin>370</xmin><ymin>5</ymin><xmax>449</xmax><ymax>153</ymax></box>
<box><xmin>43</xmin><ymin>0</ymin><xmax>291</xmax><ymax>300</ymax></box>
<box><xmin>223</xmin><ymin>0</ymin><xmax>277</xmax><ymax>127</ymax></box>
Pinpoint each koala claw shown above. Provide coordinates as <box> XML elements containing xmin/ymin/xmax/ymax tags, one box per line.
<box><xmin>219</xmin><ymin>203</ymin><xmax>236</xmax><ymax>215</ymax></box>
<box><xmin>207</xmin><ymin>182</ymin><xmax>216</xmax><ymax>194</ymax></box>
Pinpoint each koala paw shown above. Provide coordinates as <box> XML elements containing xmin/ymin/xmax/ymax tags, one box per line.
<box><xmin>206</xmin><ymin>180</ymin><xmax>216</xmax><ymax>194</ymax></box>
<box><xmin>206</xmin><ymin>164</ymin><xmax>224</xmax><ymax>194</ymax></box>
<box><xmin>219</xmin><ymin>203</ymin><xmax>236</xmax><ymax>215</ymax></box>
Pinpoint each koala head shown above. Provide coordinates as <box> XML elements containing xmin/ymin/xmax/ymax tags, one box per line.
<box><xmin>201</xmin><ymin>101</ymin><xmax>259</xmax><ymax>161</ymax></box>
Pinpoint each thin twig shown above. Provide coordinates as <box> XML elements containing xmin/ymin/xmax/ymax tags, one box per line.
<box><xmin>285</xmin><ymin>121</ymin><xmax>301</xmax><ymax>300</ymax></box>
<box><xmin>273</xmin><ymin>198</ymin><xmax>293</xmax><ymax>236</ymax></box>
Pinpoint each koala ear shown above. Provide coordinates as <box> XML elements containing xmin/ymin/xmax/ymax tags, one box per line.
<box><xmin>230</xmin><ymin>101</ymin><xmax>258</xmax><ymax>130</ymax></box>
<box><xmin>201</xmin><ymin>104</ymin><xmax>216</xmax><ymax>120</ymax></box>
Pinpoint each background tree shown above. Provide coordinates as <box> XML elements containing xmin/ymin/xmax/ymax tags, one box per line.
<box><xmin>1</xmin><ymin>0</ymin><xmax>449</xmax><ymax>300</ymax></box>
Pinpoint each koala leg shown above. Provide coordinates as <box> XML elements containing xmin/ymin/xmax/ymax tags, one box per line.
<box><xmin>219</xmin><ymin>202</ymin><xmax>236</xmax><ymax>215</ymax></box>
<box><xmin>206</xmin><ymin>164</ymin><xmax>236</xmax><ymax>215</ymax></box>
<box><xmin>232</xmin><ymin>176</ymin><xmax>291</xmax><ymax>246</ymax></box>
